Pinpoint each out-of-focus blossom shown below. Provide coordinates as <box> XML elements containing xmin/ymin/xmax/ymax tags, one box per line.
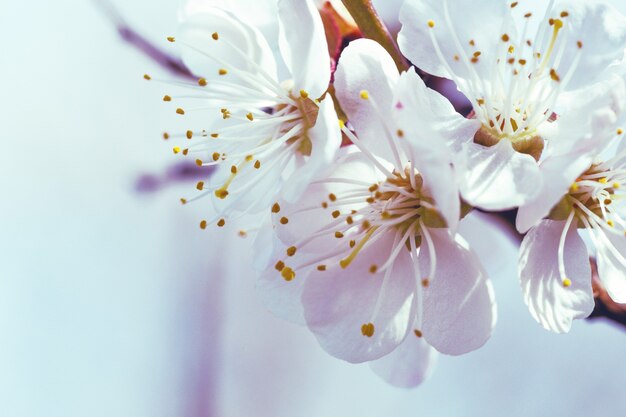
<box><xmin>517</xmin><ymin>65</ymin><xmax>626</xmax><ymax>332</ymax></box>
<box><xmin>398</xmin><ymin>0</ymin><xmax>626</xmax><ymax>211</ymax></box>
<box><xmin>163</xmin><ymin>0</ymin><xmax>341</xmax><ymax>221</ymax></box>
<box><xmin>257</xmin><ymin>40</ymin><xmax>496</xmax><ymax>387</ymax></box>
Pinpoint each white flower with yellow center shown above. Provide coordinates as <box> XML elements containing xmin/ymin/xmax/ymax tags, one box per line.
<box><xmin>516</xmin><ymin>66</ymin><xmax>626</xmax><ymax>332</ymax></box>
<box><xmin>257</xmin><ymin>40</ymin><xmax>496</xmax><ymax>387</ymax></box>
<box><xmin>162</xmin><ymin>0</ymin><xmax>341</xmax><ymax>220</ymax></box>
<box><xmin>398</xmin><ymin>0</ymin><xmax>626</xmax><ymax>210</ymax></box>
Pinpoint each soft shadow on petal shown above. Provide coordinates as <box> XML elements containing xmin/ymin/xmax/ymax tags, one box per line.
<box><xmin>419</xmin><ymin>229</ymin><xmax>496</xmax><ymax>356</ymax></box>
<box><xmin>459</xmin><ymin>140</ymin><xmax>541</xmax><ymax>211</ymax></box>
<box><xmin>519</xmin><ymin>220</ymin><xmax>594</xmax><ymax>333</ymax></box>
<box><xmin>302</xmin><ymin>233</ymin><xmax>416</xmax><ymax>363</ymax></box>
<box><xmin>334</xmin><ymin>39</ymin><xmax>400</xmax><ymax>163</ymax></box>
<box><xmin>369</xmin><ymin>317</ymin><xmax>438</xmax><ymax>388</ymax></box>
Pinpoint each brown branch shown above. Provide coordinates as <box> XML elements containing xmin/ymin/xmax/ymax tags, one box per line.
<box><xmin>340</xmin><ymin>0</ymin><xmax>409</xmax><ymax>72</ymax></box>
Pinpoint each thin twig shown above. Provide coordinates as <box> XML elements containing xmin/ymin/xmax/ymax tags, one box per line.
<box><xmin>93</xmin><ymin>0</ymin><xmax>195</xmax><ymax>79</ymax></box>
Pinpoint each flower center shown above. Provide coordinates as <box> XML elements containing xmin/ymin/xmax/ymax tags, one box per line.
<box><xmin>427</xmin><ymin>1</ymin><xmax>582</xmax><ymax>158</ymax></box>
<box><xmin>550</xmin><ymin>164</ymin><xmax>626</xmax><ymax>232</ymax></box>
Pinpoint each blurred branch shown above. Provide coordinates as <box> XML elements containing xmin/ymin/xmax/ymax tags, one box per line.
<box><xmin>93</xmin><ymin>0</ymin><xmax>195</xmax><ymax>79</ymax></box>
<box><xmin>340</xmin><ymin>0</ymin><xmax>409</xmax><ymax>72</ymax></box>
<box><xmin>490</xmin><ymin>209</ymin><xmax>626</xmax><ymax>331</ymax></box>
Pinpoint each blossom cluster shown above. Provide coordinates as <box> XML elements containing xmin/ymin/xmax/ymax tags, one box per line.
<box><xmin>150</xmin><ymin>0</ymin><xmax>626</xmax><ymax>387</ymax></box>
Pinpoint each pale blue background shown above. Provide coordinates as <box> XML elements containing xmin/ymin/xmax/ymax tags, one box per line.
<box><xmin>1</xmin><ymin>1</ymin><xmax>626</xmax><ymax>416</ymax></box>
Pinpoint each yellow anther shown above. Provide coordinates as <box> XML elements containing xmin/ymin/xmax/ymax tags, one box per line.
<box><xmin>246</xmin><ymin>112</ymin><xmax>254</xmax><ymax>121</ymax></box>
<box><xmin>300</xmin><ymin>89</ymin><xmax>309</xmax><ymax>99</ymax></box>
<box><xmin>275</xmin><ymin>260</ymin><xmax>285</xmax><ymax>271</ymax></box>
<box><xmin>332</xmin><ymin>210</ymin><xmax>341</xmax><ymax>218</ymax></box>
<box><xmin>359</xmin><ymin>90</ymin><xmax>370</xmax><ymax>100</ymax></box>
<box><xmin>212</xmin><ymin>153</ymin><xmax>220</xmax><ymax>161</ymax></box>
<box><xmin>280</xmin><ymin>216</ymin><xmax>289</xmax><ymax>225</ymax></box>
<box><xmin>361</xmin><ymin>323</ymin><xmax>375</xmax><ymax>337</ymax></box>
<box><xmin>167</xmin><ymin>36</ymin><xmax>175</xmax><ymax>42</ymax></box>
<box><xmin>196</xmin><ymin>181</ymin><xmax>204</xmax><ymax>190</ymax></box>
<box><xmin>508</xmin><ymin>46</ymin><xmax>515</xmax><ymax>54</ymax></box>
<box><xmin>238</xmin><ymin>230</ymin><xmax>248</xmax><ymax>238</ymax></box>
<box><xmin>281</xmin><ymin>267</ymin><xmax>296</xmax><ymax>281</ymax></box>
<box><xmin>562</xmin><ymin>278</ymin><xmax>572</xmax><ymax>287</ymax></box>
<box><xmin>349</xmin><ymin>240</ymin><xmax>356</xmax><ymax>248</ymax></box>
<box><xmin>218</xmin><ymin>68</ymin><xmax>228</xmax><ymax>75</ymax></box>
<box><xmin>215</xmin><ymin>189</ymin><xmax>229</xmax><ymax>199</ymax></box>
<box><xmin>608</xmin><ymin>220</ymin><xmax>615</xmax><ymax>227</ymax></box>
<box><xmin>163</xmin><ymin>95</ymin><xmax>172</xmax><ymax>102</ymax></box>
<box><xmin>217</xmin><ymin>218</ymin><xmax>226</xmax><ymax>227</ymax></box>
<box><xmin>501</xmin><ymin>34</ymin><xmax>510</xmax><ymax>42</ymax></box>
<box><xmin>176</xmin><ymin>108</ymin><xmax>185</xmax><ymax>115</ymax></box>
<box><xmin>618</xmin><ymin>128</ymin><xmax>624</xmax><ymax>135</ymax></box>
<box><xmin>286</xmin><ymin>246</ymin><xmax>297</xmax><ymax>256</ymax></box>
<box><xmin>550</xmin><ymin>69</ymin><xmax>561</xmax><ymax>82</ymax></box>
<box><xmin>163</xmin><ymin>132</ymin><xmax>170</xmax><ymax>140</ymax></box>
<box><xmin>200</xmin><ymin>220</ymin><xmax>207</xmax><ymax>230</ymax></box>
<box><xmin>577</xmin><ymin>40</ymin><xmax>583</xmax><ymax>49</ymax></box>
<box><xmin>198</xmin><ymin>78</ymin><xmax>208</xmax><ymax>87</ymax></box>
<box><xmin>338</xmin><ymin>119</ymin><xmax>345</xmax><ymax>129</ymax></box>
<box><xmin>173</xmin><ymin>146</ymin><xmax>181</xmax><ymax>154</ymax></box>
<box><xmin>211</xmin><ymin>32</ymin><xmax>219</xmax><ymax>40</ymax></box>
<box><xmin>427</xmin><ymin>20</ymin><xmax>435</xmax><ymax>28</ymax></box>
<box><xmin>211</xmin><ymin>133</ymin><xmax>219</xmax><ymax>138</ymax></box>
<box><xmin>613</xmin><ymin>182</ymin><xmax>621</xmax><ymax>189</ymax></box>
<box><xmin>230</xmin><ymin>165</ymin><xmax>237</xmax><ymax>174</ymax></box>
<box><xmin>599</xmin><ymin>178</ymin><xmax>608</xmax><ymax>184</ymax></box>
<box><xmin>560</xmin><ymin>11</ymin><xmax>569</xmax><ymax>18</ymax></box>
<box><xmin>186</xmin><ymin>130</ymin><xmax>193</xmax><ymax>139</ymax></box>
<box><xmin>180</xmin><ymin>198</ymin><xmax>187</xmax><ymax>205</ymax></box>
<box><xmin>143</xmin><ymin>74</ymin><xmax>152</xmax><ymax>80</ymax></box>
<box><xmin>335</xmin><ymin>231</ymin><xmax>344</xmax><ymax>239</ymax></box>
<box><xmin>195</xmin><ymin>159</ymin><xmax>203</xmax><ymax>167</ymax></box>
<box><xmin>272</xmin><ymin>203</ymin><xmax>281</xmax><ymax>213</ymax></box>
<box><xmin>570</xmin><ymin>183</ymin><xmax>579</xmax><ymax>192</ymax></box>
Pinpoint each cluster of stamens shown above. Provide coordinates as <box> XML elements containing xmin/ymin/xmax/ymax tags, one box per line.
<box><xmin>274</xmin><ymin>168</ymin><xmax>445</xmax><ymax>338</ymax></box>
<box><xmin>427</xmin><ymin>1</ymin><xmax>583</xmax><ymax>159</ymax></box>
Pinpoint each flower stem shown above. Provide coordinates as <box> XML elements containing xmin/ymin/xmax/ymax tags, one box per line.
<box><xmin>340</xmin><ymin>0</ymin><xmax>409</xmax><ymax>72</ymax></box>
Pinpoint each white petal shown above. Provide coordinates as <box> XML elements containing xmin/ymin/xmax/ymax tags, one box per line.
<box><xmin>398</xmin><ymin>0</ymin><xmax>509</xmax><ymax>83</ymax></box>
<box><xmin>519</xmin><ymin>220</ymin><xmax>594</xmax><ymax>333</ymax></box>
<box><xmin>516</xmin><ymin>153</ymin><xmax>593</xmax><ymax>233</ymax></box>
<box><xmin>419</xmin><ymin>229</ymin><xmax>496</xmax><ymax>356</ymax></box>
<box><xmin>393</xmin><ymin>69</ymin><xmax>479</xmax><ymax>230</ymax></box>
<box><xmin>302</xmin><ymin>233</ymin><xmax>416</xmax><ymax>363</ymax></box>
<box><xmin>459</xmin><ymin>140</ymin><xmax>541</xmax><ymax>211</ymax></box>
<box><xmin>281</xmin><ymin>98</ymin><xmax>342</xmax><ymax>203</ymax></box>
<box><xmin>179</xmin><ymin>9</ymin><xmax>277</xmax><ymax>82</ymax></box>
<box><xmin>554</xmin><ymin>0</ymin><xmax>626</xmax><ymax>91</ymax></box>
<box><xmin>334</xmin><ymin>39</ymin><xmax>400</xmax><ymax>163</ymax></box>
<box><xmin>369</xmin><ymin>320</ymin><xmax>438</xmax><ymax>388</ymax></box>
<box><xmin>278</xmin><ymin>0</ymin><xmax>331</xmax><ymax>98</ymax></box>
<box><xmin>596</xmin><ymin>231</ymin><xmax>626</xmax><ymax>303</ymax></box>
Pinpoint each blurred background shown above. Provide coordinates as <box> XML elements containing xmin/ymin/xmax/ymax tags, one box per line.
<box><xmin>1</xmin><ymin>1</ymin><xmax>626</xmax><ymax>416</ymax></box>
